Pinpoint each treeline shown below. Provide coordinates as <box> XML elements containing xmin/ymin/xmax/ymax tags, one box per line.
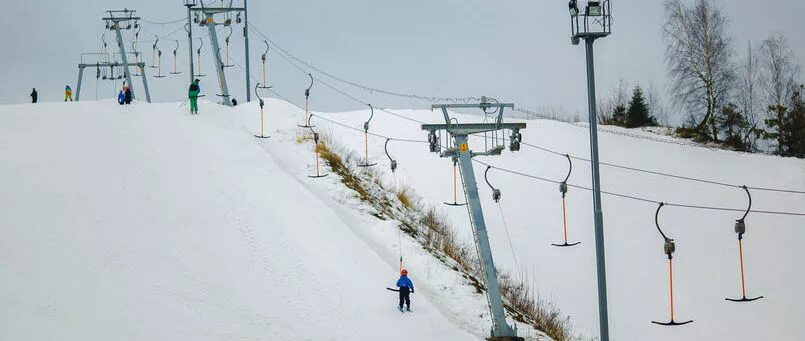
<box><xmin>601</xmin><ymin>0</ymin><xmax>805</xmax><ymax>158</ymax></box>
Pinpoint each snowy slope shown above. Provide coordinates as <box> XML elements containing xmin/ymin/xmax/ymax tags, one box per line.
<box><xmin>0</xmin><ymin>100</ymin><xmax>497</xmax><ymax>340</ymax></box>
<box><xmin>274</xmin><ymin>102</ymin><xmax>805</xmax><ymax>340</ymax></box>
<box><xmin>3</xmin><ymin>97</ymin><xmax>803</xmax><ymax>341</ymax></box>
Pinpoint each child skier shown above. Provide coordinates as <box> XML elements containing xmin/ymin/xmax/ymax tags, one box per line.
<box><xmin>396</xmin><ymin>269</ymin><xmax>414</xmax><ymax>312</ymax></box>
<box><xmin>188</xmin><ymin>79</ymin><xmax>201</xmax><ymax>114</ymax></box>
<box><xmin>117</xmin><ymin>90</ymin><xmax>125</xmax><ymax>105</ymax></box>
<box><xmin>64</xmin><ymin>85</ymin><xmax>73</xmax><ymax>102</ymax></box>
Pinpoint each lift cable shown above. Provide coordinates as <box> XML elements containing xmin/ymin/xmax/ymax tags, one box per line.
<box><xmin>473</xmin><ymin>160</ymin><xmax>805</xmax><ymax>217</ymax></box>
<box><xmin>248</xmin><ymin>23</ymin><xmax>481</xmax><ymax>104</ymax></box>
<box><xmin>229</xmin><ymin>39</ymin><xmax>805</xmax><ymax>204</ymax></box>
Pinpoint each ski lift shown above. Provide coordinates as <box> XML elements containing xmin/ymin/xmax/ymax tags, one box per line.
<box><xmin>484</xmin><ymin>166</ymin><xmax>501</xmax><ymax>202</ymax></box>
<box><xmin>651</xmin><ymin>203</ymin><xmax>693</xmax><ymax>326</ymax></box>
<box><xmin>223</xmin><ymin>26</ymin><xmax>234</xmax><ymax>68</ymax></box>
<box><xmin>131</xmin><ymin>28</ymin><xmax>142</xmax><ymax>76</ymax></box>
<box><xmin>444</xmin><ymin>156</ymin><xmax>467</xmax><ymax>206</ymax></box>
<box><xmin>196</xmin><ymin>38</ymin><xmax>206</xmax><ymax>77</ymax></box>
<box><xmin>384</xmin><ymin>138</ymin><xmax>397</xmax><ymax>173</ymax></box>
<box><xmin>257</xmin><ymin>41</ymin><xmax>271</xmax><ymax>88</ymax></box>
<box><xmin>307</xmin><ymin>115</ymin><xmax>328</xmax><ymax>179</ymax></box>
<box><xmin>153</xmin><ymin>46</ymin><xmax>166</xmax><ymax>78</ymax></box>
<box><xmin>552</xmin><ymin>154</ymin><xmax>580</xmax><ymax>247</ymax></box>
<box><xmin>726</xmin><ymin>186</ymin><xmax>763</xmax><ymax>303</ymax></box>
<box><xmin>298</xmin><ymin>74</ymin><xmax>314</xmax><ymax>128</ymax></box>
<box><xmin>254</xmin><ymin>83</ymin><xmax>270</xmax><ymax>139</ymax></box>
<box><xmin>357</xmin><ymin>104</ymin><xmax>378</xmax><ymax>168</ymax></box>
<box><xmin>170</xmin><ymin>40</ymin><xmax>181</xmax><ymax>75</ymax></box>
<box><xmin>149</xmin><ymin>36</ymin><xmax>159</xmax><ymax>68</ymax></box>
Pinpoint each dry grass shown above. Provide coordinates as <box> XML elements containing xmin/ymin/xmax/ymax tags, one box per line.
<box><xmin>300</xmin><ymin>131</ymin><xmax>575</xmax><ymax>340</ymax></box>
<box><xmin>396</xmin><ymin>186</ymin><xmax>414</xmax><ymax>209</ymax></box>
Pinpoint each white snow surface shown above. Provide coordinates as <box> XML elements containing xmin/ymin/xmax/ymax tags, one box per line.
<box><xmin>0</xmin><ymin>100</ymin><xmax>502</xmax><ymax>340</ymax></box>
<box><xmin>2</xmin><ymin>98</ymin><xmax>804</xmax><ymax>341</ymax></box>
<box><xmin>293</xmin><ymin>101</ymin><xmax>805</xmax><ymax>340</ymax></box>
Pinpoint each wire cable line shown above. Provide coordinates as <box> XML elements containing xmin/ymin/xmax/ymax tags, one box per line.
<box><xmin>474</xmin><ymin>159</ymin><xmax>805</xmax><ymax>217</ymax></box>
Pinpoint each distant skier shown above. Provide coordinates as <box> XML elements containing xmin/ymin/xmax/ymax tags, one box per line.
<box><xmin>117</xmin><ymin>90</ymin><xmax>125</xmax><ymax>105</ymax></box>
<box><xmin>124</xmin><ymin>86</ymin><xmax>132</xmax><ymax>105</ymax></box>
<box><xmin>188</xmin><ymin>79</ymin><xmax>201</xmax><ymax>114</ymax></box>
<box><xmin>396</xmin><ymin>269</ymin><xmax>414</xmax><ymax>312</ymax></box>
<box><xmin>30</xmin><ymin>88</ymin><xmax>38</xmax><ymax>103</ymax></box>
<box><xmin>64</xmin><ymin>85</ymin><xmax>73</xmax><ymax>102</ymax></box>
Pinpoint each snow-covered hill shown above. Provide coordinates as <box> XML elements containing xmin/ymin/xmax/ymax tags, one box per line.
<box><xmin>0</xmin><ymin>100</ymin><xmax>514</xmax><ymax>340</ymax></box>
<box><xmin>285</xmin><ymin>101</ymin><xmax>805</xmax><ymax>340</ymax></box>
<box><xmin>2</xmin><ymin>98</ymin><xmax>804</xmax><ymax>340</ymax></box>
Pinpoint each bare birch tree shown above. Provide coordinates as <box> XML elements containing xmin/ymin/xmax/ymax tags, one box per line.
<box><xmin>759</xmin><ymin>32</ymin><xmax>802</xmax><ymax>154</ymax></box>
<box><xmin>663</xmin><ymin>0</ymin><xmax>735</xmax><ymax>141</ymax></box>
<box><xmin>737</xmin><ymin>42</ymin><xmax>762</xmax><ymax>151</ymax></box>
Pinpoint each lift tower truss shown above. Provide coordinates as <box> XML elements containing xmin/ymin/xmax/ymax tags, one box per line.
<box><xmin>74</xmin><ymin>10</ymin><xmax>151</xmax><ymax>103</ymax></box>
<box><xmin>422</xmin><ymin>99</ymin><xmax>525</xmax><ymax>341</ymax></box>
<box><xmin>190</xmin><ymin>2</ymin><xmax>250</xmax><ymax>106</ymax></box>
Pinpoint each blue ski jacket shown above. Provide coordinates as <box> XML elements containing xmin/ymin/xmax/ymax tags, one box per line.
<box><xmin>396</xmin><ymin>275</ymin><xmax>414</xmax><ymax>291</ymax></box>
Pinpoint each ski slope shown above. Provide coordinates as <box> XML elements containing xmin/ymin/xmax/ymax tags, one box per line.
<box><xmin>2</xmin><ymin>98</ymin><xmax>804</xmax><ymax>341</ymax></box>
<box><xmin>0</xmin><ymin>100</ymin><xmax>506</xmax><ymax>340</ymax></box>
<box><xmin>274</xmin><ymin>101</ymin><xmax>805</xmax><ymax>340</ymax></box>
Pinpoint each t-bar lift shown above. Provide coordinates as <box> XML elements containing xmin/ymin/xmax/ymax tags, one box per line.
<box><xmin>77</xmin><ymin>9</ymin><xmax>152</xmax><ymax>102</ymax></box>
<box><xmin>422</xmin><ymin>99</ymin><xmax>525</xmax><ymax>341</ymax></box>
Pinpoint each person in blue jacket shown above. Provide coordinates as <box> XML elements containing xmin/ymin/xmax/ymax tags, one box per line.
<box><xmin>397</xmin><ymin>269</ymin><xmax>414</xmax><ymax>311</ymax></box>
<box><xmin>117</xmin><ymin>90</ymin><xmax>125</xmax><ymax>105</ymax></box>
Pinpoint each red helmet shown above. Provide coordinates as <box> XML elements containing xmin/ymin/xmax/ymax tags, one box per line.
<box><xmin>401</xmin><ymin>269</ymin><xmax>408</xmax><ymax>275</ymax></box>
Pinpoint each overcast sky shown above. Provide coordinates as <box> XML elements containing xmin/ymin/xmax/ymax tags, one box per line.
<box><xmin>2</xmin><ymin>0</ymin><xmax>803</xmax><ymax>123</ymax></box>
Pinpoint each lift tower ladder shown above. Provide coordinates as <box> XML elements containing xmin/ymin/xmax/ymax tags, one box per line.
<box><xmin>422</xmin><ymin>100</ymin><xmax>525</xmax><ymax>341</ymax></box>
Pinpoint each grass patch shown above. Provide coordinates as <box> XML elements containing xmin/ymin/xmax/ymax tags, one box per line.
<box><xmin>396</xmin><ymin>186</ymin><xmax>414</xmax><ymax>209</ymax></box>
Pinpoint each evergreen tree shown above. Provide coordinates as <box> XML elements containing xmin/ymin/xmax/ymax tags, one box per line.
<box><xmin>764</xmin><ymin>103</ymin><xmax>789</xmax><ymax>155</ymax></box>
<box><xmin>716</xmin><ymin>103</ymin><xmax>748</xmax><ymax>150</ymax></box>
<box><xmin>626</xmin><ymin>86</ymin><xmax>656</xmax><ymax>128</ymax></box>
<box><xmin>611</xmin><ymin>104</ymin><xmax>627</xmax><ymax>126</ymax></box>
<box><xmin>765</xmin><ymin>89</ymin><xmax>805</xmax><ymax>157</ymax></box>
<box><xmin>785</xmin><ymin>90</ymin><xmax>805</xmax><ymax>157</ymax></box>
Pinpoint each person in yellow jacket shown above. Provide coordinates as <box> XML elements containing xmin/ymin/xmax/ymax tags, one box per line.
<box><xmin>64</xmin><ymin>85</ymin><xmax>73</xmax><ymax>102</ymax></box>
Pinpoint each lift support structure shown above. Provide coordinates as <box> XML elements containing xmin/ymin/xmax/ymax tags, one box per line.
<box><xmin>422</xmin><ymin>101</ymin><xmax>525</xmax><ymax>341</ymax></box>
<box><xmin>189</xmin><ymin>2</ymin><xmax>251</xmax><ymax>106</ymax></box>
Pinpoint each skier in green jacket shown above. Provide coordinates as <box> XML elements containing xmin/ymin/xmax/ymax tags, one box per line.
<box><xmin>188</xmin><ymin>79</ymin><xmax>201</xmax><ymax>114</ymax></box>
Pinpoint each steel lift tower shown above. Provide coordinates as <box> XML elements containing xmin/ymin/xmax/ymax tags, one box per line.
<box><xmin>75</xmin><ymin>10</ymin><xmax>152</xmax><ymax>103</ymax></box>
<box><xmin>189</xmin><ymin>1</ymin><xmax>250</xmax><ymax>106</ymax></box>
<box><xmin>422</xmin><ymin>99</ymin><xmax>525</xmax><ymax>341</ymax></box>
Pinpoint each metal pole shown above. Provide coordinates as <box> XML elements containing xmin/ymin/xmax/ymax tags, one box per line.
<box><xmin>113</xmin><ymin>23</ymin><xmax>136</xmax><ymax>100</ymax></box>
<box><xmin>140</xmin><ymin>64</ymin><xmax>152</xmax><ymax>103</ymax></box>
<box><xmin>453</xmin><ymin>134</ymin><xmax>516</xmax><ymax>339</ymax></box>
<box><xmin>187</xmin><ymin>4</ymin><xmax>195</xmax><ymax>83</ymax></box>
<box><xmin>585</xmin><ymin>37</ymin><xmax>610</xmax><ymax>341</ymax></box>
<box><xmin>75</xmin><ymin>67</ymin><xmax>84</xmax><ymax>101</ymax></box>
<box><xmin>243</xmin><ymin>0</ymin><xmax>251</xmax><ymax>102</ymax></box>
<box><xmin>207</xmin><ymin>15</ymin><xmax>232</xmax><ymax>106</ymax></box>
